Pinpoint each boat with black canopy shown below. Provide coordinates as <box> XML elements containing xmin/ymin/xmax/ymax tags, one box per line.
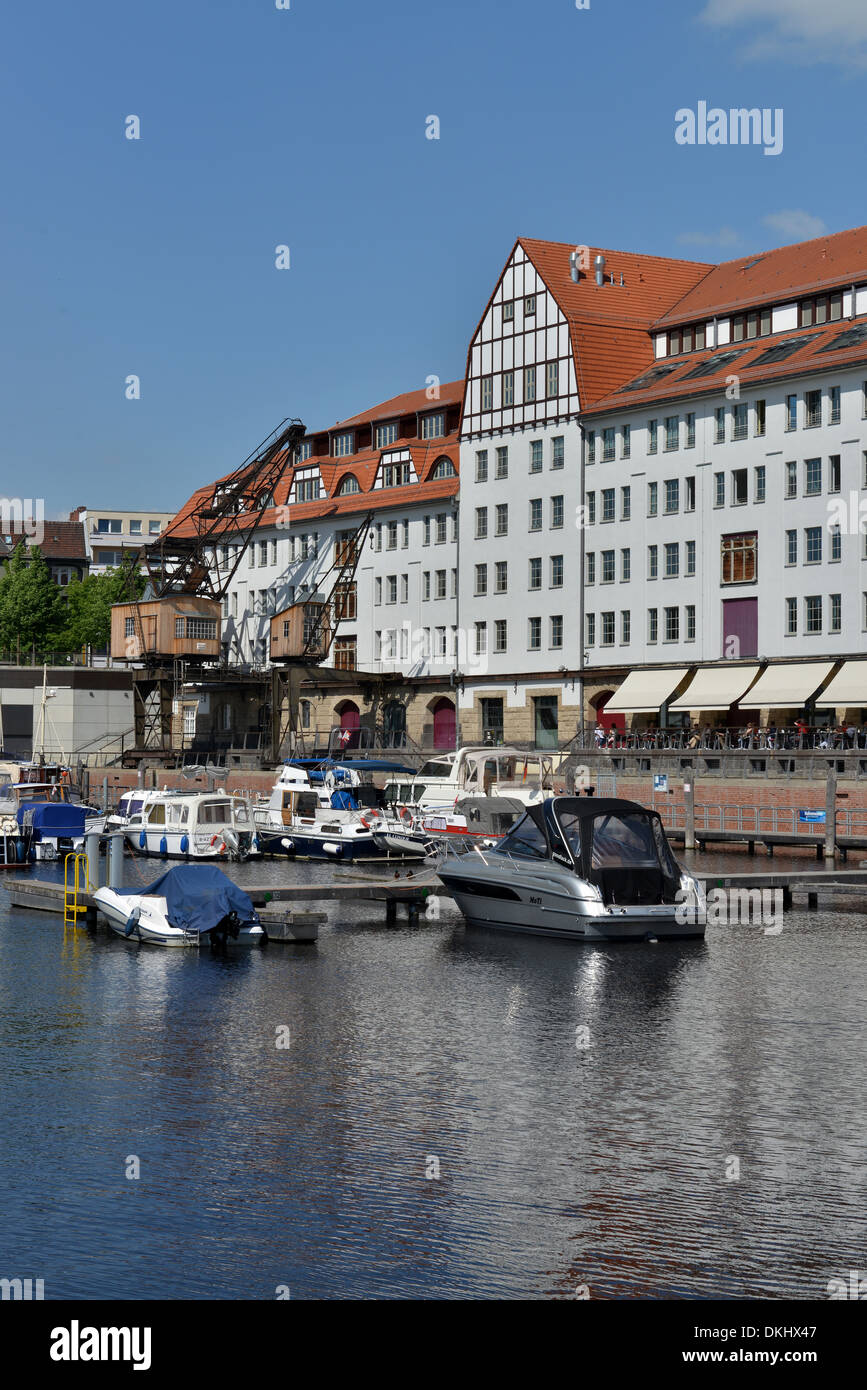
<box><xmin>436</xmin><ymin>796</ymin><xmax>705</xmax><ymax>943</ymax></box>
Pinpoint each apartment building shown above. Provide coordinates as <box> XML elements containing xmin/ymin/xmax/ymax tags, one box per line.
<box><xmin>70</xmin><ymin>507</ymin><xmax>175</xmax><ymax>574</ymax></box>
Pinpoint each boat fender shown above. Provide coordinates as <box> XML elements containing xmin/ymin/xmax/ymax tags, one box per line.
<box><xmin>159</xmin><ymin>836</ymin><xmax>168</xmax><ymax>857</ymax></box>
<box><xmin>139</xmin><ymin>830</ymin><xmax>147</xmax><ymax>851</ymax></box>
<box><xmin>323</xmin><ymin>842</ymin><xmax>341</xmax><ymax>856</ymax></box>
<box><xmin>180</xmin><ymin>834</ymin><xmax>189</xmax><ymax>856</ymax></box>
<box><xmin>124</xmin><ymin>906</ymin><xmax>141</xmax><ymax>938</ymax></box>
<box><xmin>280</xmin><ymin>837</ymin><xmax>295</xmax><ymax>854</ymax></box>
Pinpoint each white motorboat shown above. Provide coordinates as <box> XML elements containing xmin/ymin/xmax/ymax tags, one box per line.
<box><xmin>383</xmin><ymin>746</ymin><xmax>565</xmax><ymax>816</ymax></box>
<box><xmin>253</xmin><ymin>760</ymin><xmax>428</xmax><ymax>861</ymax></box>
<box><xmin>437</xmin><ymin>796</ymin><xmax>706</xmax><ymax>944</ymax></box>
<box><xmin>124</xmin><ymin>790</ymin><xmax>258</xmax><ymax>860</ymax></box>
<box><xmin>94</xmin><ymin>864</ymin><xmax>265</xmax><ymax>947</ymax></box>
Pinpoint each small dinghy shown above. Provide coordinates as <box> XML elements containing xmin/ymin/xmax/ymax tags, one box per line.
<box><xmin>94</xmin><ymin>864</ymin><xmax>265</xmax><ymax>948</ymax></box>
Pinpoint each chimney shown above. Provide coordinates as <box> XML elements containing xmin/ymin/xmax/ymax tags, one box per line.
<box><xmin>594</xmin><ymin>254</ymin><xmax>606</xmax><ymax>287</ymax></box>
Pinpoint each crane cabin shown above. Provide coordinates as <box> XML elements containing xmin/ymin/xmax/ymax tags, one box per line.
<box><xmin>110</xmin><ymin>596</ymin><xmax>222</xmax><ymax>663</ymax></box>
<box><xmin>269</xmin><ymin>601</ymin><xmax>331</xmax><ymax>663</ymax></box>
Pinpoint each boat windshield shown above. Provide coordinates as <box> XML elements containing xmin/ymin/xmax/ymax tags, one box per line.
<box><xmin>589</xmin><ymin>813</ymin><xmax>660</xmax><ymax>868</ymax></box>
<box><xmin>494</xmin><ymin>813</ymin><xmax>548</xmax><ymax>860</ymax></box>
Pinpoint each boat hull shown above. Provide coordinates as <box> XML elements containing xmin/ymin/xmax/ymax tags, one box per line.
<box><xmin>94</xmin><ymin>888</ymin><xmax>264</xmax><ymax>948</ymax></box>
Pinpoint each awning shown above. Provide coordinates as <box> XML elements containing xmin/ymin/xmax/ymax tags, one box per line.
<box><xmin>669</xmin><ymin>665</ymin><xmax>760</xmax><ymax>712</ymax></box>
<box><xmin>605</xmin><ymin>668</ymin><xmax>689</xmax><ymax>714</ymax></box>
<box><xmin>737</xmin><ymin>663</ymin><xmax>835</xmax><ymax>710</ymax></box>
<box><xmin>813</xmin><ymin>661</ymin><xmax>867</xmax><ymax>709</ymax></box>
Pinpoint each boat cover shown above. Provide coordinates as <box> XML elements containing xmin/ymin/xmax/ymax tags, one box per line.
<box><xmin>17</xmin><ymin>802</ymin><xmax>89</xmax><ymax>835</ymax></box>
<box><xmin>114</xmin><ymin>864</ymin><xmax>260</xmax><ymax>934</ymax></box>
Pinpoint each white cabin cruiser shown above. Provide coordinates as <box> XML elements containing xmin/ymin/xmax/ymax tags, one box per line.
<box><xmin>383</xmin><ymin>747</ymin><xmax>564</xmax><ymax>816</ymax></box>
<box><xmin>437</xmin><ymin>797</ymin><xmax>706</xmax><ymax>943</ymax></box>
<box><xmin>94</xmin><ymin>864</ymin><xmax>264</xmax><ymax>947</ymax></box>
<box><xmin>124</xmin><ymin>791</ymin><xmax>257</xmax><ymax>860</ymax></box>
<box><xmin>254</xmin><ymin>760</ymin><xmax>428</xmax><ymax>861</ymax></box>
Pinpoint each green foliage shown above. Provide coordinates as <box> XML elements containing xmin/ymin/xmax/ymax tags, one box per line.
<box><xmin>0</xmin><ymin>543</ymin><xmax>65</xmax><ymax>655</ymax></box>
<box><xmin>61</xmin><ymin>565</ymin><xmax>146</xmax><ymax>652</ymax></box>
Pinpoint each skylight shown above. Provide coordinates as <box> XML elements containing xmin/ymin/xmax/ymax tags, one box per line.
<box><xmin>819</xmin><ymin>322</ymin><xmax>867</xmax><ymax>353</ymax></box>
<box><xmin>679</xmin><ymin>349</ymin><xmax>748</xmax><ymax>380</ymax></box>
<box><xmin>748</xmin><ymin>337</ymin><xmax>811</xmax><ymax>367</ymax></box>
<box><xmin>616</xmin><ymin>362</ymin><xmax>682</xmax><ymax>393</ymax></box>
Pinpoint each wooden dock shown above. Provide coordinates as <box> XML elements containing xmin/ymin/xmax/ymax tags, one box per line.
<box><xmin>668</xmin><ymin>828</ymin><xmax>867</xmax><ymax>860</ymax></box>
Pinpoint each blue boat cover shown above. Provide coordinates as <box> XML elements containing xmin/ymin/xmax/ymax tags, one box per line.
<box><xmin>17</xmin><ymin>802</ymin><xmax>88</xmax><ymax>835</ymax></box>
<box><xmin>114</xmin><ymin>864</ymin><xmax>260</xmax><ymax>934</ymax></box>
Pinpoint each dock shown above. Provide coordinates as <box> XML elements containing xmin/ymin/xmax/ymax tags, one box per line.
<box><xmin>668</xmin><ymin>828</ymin><xmax>867</xmax><ymax>860</ymax></box>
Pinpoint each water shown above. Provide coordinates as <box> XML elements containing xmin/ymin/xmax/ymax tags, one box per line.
<box><xmin>0</xmin><ymin>848</ymin><xmax>865</xmax><ymax>1300</ymax></box>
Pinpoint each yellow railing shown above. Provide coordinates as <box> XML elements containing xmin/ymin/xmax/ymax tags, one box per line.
<box><xmin>64</xmin><ymin>852</ymin><xmax>89</xmax><ymax>926</ymax></box>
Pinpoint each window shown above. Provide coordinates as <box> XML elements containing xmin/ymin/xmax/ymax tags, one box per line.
<box><xmin>586</xmin><ymin>613</ymin><xmax>595</xmax><ymax>646</ymax></box>
<box><xmin>481</xmin><ymin>376</ymin><xmax>493</xmax><ymax>410</ymax></box>
<box><xmin>648</xmin><ymin>608</ymin><xmax>658</xmax><ymax>643</ymax></box>
<box><xmin>601</xmin><ymin>488</ymin><xmax>615</xmax><ymax>522</ymax></box>
<box><xmin>550</xmin><ymin>615</ymin><xmax>564</xmax><ymax>649</ymax></box>
<box><xmin>733</xmin><ymin>402</ymin><xmax>748</xmax><ymax>440</ymax></box>
<box><xmin>664</xmin><ymin>479</ymin><xmax>679</xmax><ymax>513</ymax></box>
<box><xmin>586</xmin><ymin>552</ymin><xmax>596</xmax><ymax>584</ymax></box>
<box><xmin>785</xmin><ymin>461</ymin><xmax>797</xmax><ymax>498</ymax></box>
<box><xmin>529</xmin><ymin>557</ymin><xmax>542</xmax><ymax>590</ymax></box>
<box><xmin>528</xmin><ymin>617</ymin><xmax>542</xmax><ymax>650</ymax></box>
<box><xmin>421</xmin><ymin>412</ymin><xmax>445</xmax><ymax>440</ymax></box>
<box><xmin>148</xmin><ymin>519</ymin><xmax>161</xmax><ymax>535</ymax></box>
<box><xmin>601</xmin><ymin>612</ymin><xmax>615</xmax><ymax>646</ymax></box>
<box><xmin>431</xmin><ymin>456</ymin><xmax>456</xmax><ymax>479</ymax></box>
<box><xmin>502</xmin><ymin>300</ymin><xmax>514</xmax><ymax>322</ymax></box>
<box><xmin>829</xmin><ymin>455</ymin><xmax>841</xmax><ymax>493</ymax></box>
<box><xmin>621</xmin><ymin>548</ymin><xmax>631</xmax><ymax>582</ymax></box>
<box><xmin>295</xmin><ymin>474</ymin><xmax>319</xmax><ymax>502</ymax></box>
<box><xmin>830</xmin><ymin>593</ymin><xmax>842</xmax><ymax>633</ymax></box>
<box><xmin>685</xmin><ymin>605</ymin><xmax>696</xmax><ymax>641</ymax></box>
<box><xmin>786</xmin><ymin>394</ymin><xmax>798</xmax><ymax>431</ymax></box>
<box><xmin>124</xmin><ymin>617</ymin><xmax>135</xmax><ymax>638</ymax></box>
<box><xmin>435</xmin><ymin>513</ymin><xmax>447</xmax><ymax>544</ymax></box>
<box><xmin>586</xmin><ymin>492</ymin><xmax>595</xmax><ymax>525</ymax></box>
<box><xmin>754</xmin><ymin>465</ymin><xmax>766</xmax><ymax>502</ymax></box>
<box><xmin>423</xmin><ymin>516</ymin><xmax>431</xmax><ymax>545</ymax></box>
<box><xmin>601</xmin><ymin>550</ymin><xmax>615</xmax><ymax>584</ymax></box>
<box><xmin>665</xmin><ymin>607</ymin><xmax>679</xmax><ymax>642</ymax></box>
<box><xmin>332</xmin><ymin>431</ymin><xmax>354</xmax><ymax>457</ymax></box>
<box><xmin>786</xmin><ymin>597</ymin><xmax>797</xmax><ymax>635</ymax></box>
<box><xmin>387</xmin><ymin>520</ymin><xmax>398</xmax><ymax>550</ymax></box>
<box><xmin>476</xmin><ymin>450</ymin><xmax>488</xmax><ymax>483</ymax></box>
<box><xmin>421</xmin><ymin>573</ymin><xmax>429</xmax><ymax>602</ymax></box>
<box><xmin>685</xmin><ymin>540</ymin><xmax>696</xmax><ymax>576</ymax></box>
<box><xmin>800</xmin><ymin>292</ymin><xmax>843</xmax><ymax>326</ymax></box>
<box><xmin>524</xmin><ymin>366</ymin><xmax>536</xmax><ymax>403</ymax></box>
<box><xmin>621</xmin><ymin>423</ymin><xmax>631</xmax><ymax>459</ymax></box>
<box><xmin>494</xmin><ymin>619</ymin><xmax>507</xmax><ymax>653</ymax></box>
<box><xmin>175</xmin><ymin>617</ymin><xmax>218</xmax><ymax>642</ymax></box>
<box><xmin>495</xmin><ymin>503</ymin><xmax>508</xmax><ymax>536</ymax></box>
<box><xmin>375</xmin><ymin>422</ymin><xmax>398</xmax><ymax>448</ymax></box>
<box><xmin>129</xmin><ymin>519</ymin><xmax>142</xmax><ymax>535</ymax></box>
<box><xmin>529</xmin><ymin>499</ymin><xmax>542</xmax><ymax>531</ymax></box>
<box><xmin>648</xmin><ymin>544</ymin><xmax>658</xmax><ymax>579</ymax></box>
<box><xmin>496</xmin><ymin>446</ymin><xmax>509</xmax><ymax>479</ymax></box>
<box><xmin>686</xmin><ymin>413</ymin><xmax>696</xmax><ymax>449</ymax></box>
<box><xmin>786</xmin><ymin>529</ymin><xmax>797</xmax><ymax>565</ymax></box>
<box><xmin>805</xmin><ymin>526</ymin><xmax>822</xmax><ymax>564</ymax></box>
<box><xmin>552</xmin><ymin>436</ymin><xmax>564</xmax><ymax>469</ymax></box>
<box><xmin>97</xmin><ymin>518</ymin><xmax>121</xmax><ymax>534</ymax></box>
<box><xmin>621</xmin><ymin>486</ymin><xmax>631</xmax><ymax>520</ymax></box>
<box><xmin>754</xmin><ymin>400</ymin><xmax>766</xmax><ymax>437</ymax></box>
<box><xmin>587</xmin><ymin>430</ymin><xmax>596</xmax><ymax>464</ymax></box>
<box><xmin>530</xmin><ymin>440</ymin><xmax>543</xmax><ymax>473</ymax></box>
<box><xmin>805</xmin><ymin>458</ymin><xmax>822</xmax><ymax>495</ymax></box>
<box><xmin>648</xmin><ymin>419</ymin><xmax>658</xmax><ymax>454</ymax></box>
<box><xmin>731</xmin><ymin>469</ymin><xmax>748</xmax><ymax>505</ymax></box>
<box><xmin>648</xmin><ymin>481</ymin><xmax>658</xmax><ymax>516</ymax></box>
<box><xmin>474</xmin><ymin>622</ymin><xmax>487</xmax><ymax>657</ymax></box>
<box><xmin>434</xmin><ymin>570</ymin><xmax>446</xmax><ymax>600</ymax></box>
<box><xmin>475</xmin><ymin>563</ymin><xmax>487</xmax><ymax>596</ymax></box>
<box><xmin>664</xmin><ymin>416</ymin><xmax>679</xmax><ymax>451</ymax></box>
<box><xmin>546</xmin><ymin>361</ymin><xmax>559</xmax><ymax>398</ymax></box>
<box><xmin>715</xmin><ymin>407</ymin><xmax>726</xmax><ymax>443</ymax></box>
<box><xmin>714</xmin><ymin>472</ymin><xmax>725</xmax><ymax>507</ymax></box>
<box><xmin>664</xmin><ymin>542</ymin><xmax>679</xmax><ymax>578</ymax></box>
<box><xmin>685</xmin><ymin>476</ymin><xmax>695</xmax><ymax>512</ymax></box>
<box><xmin>387</xmin><ymin>575</ymin><xmax>398</xmax><ymax>605</ymax></box>
<box><xmin>805</xmin><ymin>595</ymin><xmax>822</xmax><ymax>634</ymax></box>
<box><xmin>621</xmin><ymin>610</ymin><xmax>631</xmax><ymax>644</ymax></box>
<box><xmin>805</xmin><ymin>390</ymin><xmax>822</xmax><ymax>428</ymax></box>
<box><xmin>295</xmin><ymin>441</ymin><xmax>312</xmax><ymax>463</ymax></box>
<box><xmin>525</xmin><ymin>295</ymin><xmax>536</xmax><ymax>316</ymax></box>
<box><xmin>551</xmin><ymin>496</ymin><xmax>564</xmax><ymax>528</ymax></box>
<box><xmin>830</xmin><ymin>527</ymin><xmax>842</xmax><ymax>562</ymax></box>
<box><xmin>721</xmin><ymin>532</ymin><xmax>758</xmax><ymax>584</ymax></box>
<box><xmin>603</xmin><ymin>427</ymin><xmax>616</xmax><ymax>461</ymax></box>
<box><xmin>337</xmin><ymin>473</ymin><xmax>361</xmax><ymax>495</ymax></box>
<box><xmin>502</xmin><ymin>372</ymin><xmax>514</xmax><ymax>408</ymax></box>
<box><xmin>550</xmin><ymin>554</ymin><xmax>563</xmax><ymax>588</ymax></box>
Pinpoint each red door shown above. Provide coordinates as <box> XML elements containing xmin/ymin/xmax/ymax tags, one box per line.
<box><xmin>337</xmin><ymin>702</ymin><xmax>360</xmax><ymax>749</ymax></box>
<box><xmin>432</xmin><ymin>698</ymin><xmax>456</xmax><ymax>751</ymax></box>
<box><xmin>595</xmin><ymin>694</ymin><xmax>625</xmax><ymax>733</ymax></box>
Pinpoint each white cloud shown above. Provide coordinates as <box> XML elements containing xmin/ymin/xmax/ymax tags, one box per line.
<box><xmin>699</xmin><ymin>0</ymin><xmax>867</xmax><ymax>68</ymax></box>
<box><xmin>762</xmin><ymin>210</ymin><xmax>828</xmax><ymax>241</ymax></box>
<box><xmin>676</xmin><ymin>226</ymin><xmax>742</xmax><ymax>248</ymax></box>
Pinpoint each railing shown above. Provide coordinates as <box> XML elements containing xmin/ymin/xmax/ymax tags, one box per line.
<box><xmin>653</xmin><ymin>802</ymin><xmax>867</xmax><ymax>838</ymax></box>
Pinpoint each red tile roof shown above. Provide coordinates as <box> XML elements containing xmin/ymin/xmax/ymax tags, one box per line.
<box><xmin>0</xmin><ymin>520</ymin><xmax>89</xmax><ymax>563</ymax></box>
<box><xmin>332</xmin><ymin>380</ymin><xmax>464</xmax><ymax>432</ymax></box>
<box><xmin>653</xmin><ymin>224</ymin><xmax>867</xmax><ymax>328</ymax></box>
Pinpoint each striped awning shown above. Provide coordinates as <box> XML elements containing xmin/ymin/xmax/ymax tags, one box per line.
<box><xmin>813</xmin><ymin>661</ymin><xmax>867</xmax><ymax>709</ymax></box>
<box><xmin>737</xmin><ymin>663</ymin><xmax>835</xmax><ymax>710</ymax></box>
<box><xmin>669</xmin><ymin>665</ymin><xmax>760</xmax><ymax>712</ymax></box>
<box><xmin>605</xmin><ymin>668</ymin><xmax>689</xmax><ymax>714</ymax></box>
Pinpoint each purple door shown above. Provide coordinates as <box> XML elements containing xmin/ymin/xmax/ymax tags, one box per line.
<box><xmin>432</xmin><ymin>699</ymin><xmax>456</xmax><ymax>751</ymax></box>
<box><xmin>722</xmin><ymin>598</ymin><xmax>758</xmax><ymax>659</ymax></box>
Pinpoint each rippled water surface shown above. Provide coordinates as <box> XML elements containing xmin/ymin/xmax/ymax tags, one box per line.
<box><xmin>0</xmin><ymin>848</ymin><xmax>865</xmax><ymax>1299</ymax></box>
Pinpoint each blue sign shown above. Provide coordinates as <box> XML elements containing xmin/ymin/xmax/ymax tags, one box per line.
<box><xmin>799</xmin><ymin>810</ymin><xmax>826</xmax><ymax>823</ymax></box>
<box><xmin>653</xmin><ymin>774</ymin><xmax>668</xmax><ymax>793</ymax></box>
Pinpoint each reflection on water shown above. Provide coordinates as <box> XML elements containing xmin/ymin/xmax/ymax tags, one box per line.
<box><xmin>0</xmin><ymin>850</ymin><xmax>864</xmax><ymax>1299</ymax></box>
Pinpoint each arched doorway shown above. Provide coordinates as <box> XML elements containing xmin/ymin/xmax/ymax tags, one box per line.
<box><xmin>593</xmin><ymin>691</ymin><xmax>624</xmax><ymax>733</ymax></box>
<box><xmin>432</xmin><ymin>697</ymin><xmax>456</xmax><ymax>751</ymax></box>
<box><xmin>383</xmin><ymin>700</ymin><xmax>406</xmax><ymax>748</ymax></box>
<box><xmin>335</xmin><ymin>700</ymin><xmax>360</xmax><ymax>750</ymax></box>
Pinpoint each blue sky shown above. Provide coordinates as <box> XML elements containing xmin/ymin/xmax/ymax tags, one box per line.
<box><xmin>2</xmin><ymin>0</ymin><xmax>865</xmax><ymax>515</ymax></box>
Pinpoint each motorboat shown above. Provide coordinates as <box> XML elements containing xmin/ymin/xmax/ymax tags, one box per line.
<box><xmin>382</xmin><ymin>746</ymin><xmax>566</xmax><ymax>815</ymax></box>
<box><xmin>0</xmin><ymin>814</ymin><xmax>32</xmax><ymax>868</ymax></box>
<box><xmin>437</xmin><ymin>796</ymin><xmax>706</xmax><ymax>943</ymax></box>
<box><xmin>94</xmin><ymin>864</ymin><xmax>265</xmax><ymax>948</ymax></box>
<box><xmin>253</xmin><ymin>761</ymin><xmax>430</xmax><ymax>861</ymax></box>
<box><xmin>15</xmin><ymin>802</ymin><xmax>91</xmax><ymax>862</ymax></box>
<box><xmin>124</xmin><ymin>790</ymin><xmax>258</xmax><ymax>860</ymax></box>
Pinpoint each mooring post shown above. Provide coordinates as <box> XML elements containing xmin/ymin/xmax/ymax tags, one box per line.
<box><xmin>84</xmin><ymin>830</ymin><xmax>102</xmax><ymax>892</ymax></box>
<box><xmin>102</xmin><ymin>775</ymin><xmax>108</xmax><ymax>812</ymax></box>
<box><xmin>683</xmin><ymin>775</ymin><xmax>695</xmax><ymax>852</ymax></box>
<box><xmin>824</xmin><ymin>767</ymin><xmax>837</xmax><ymax>860</ymax></box>
<box><xmin>385</xmin><ymin>897</ymin><xmax>396</xmax><ymax>926</ymax></box>
<box><xmin>108</xmin><ymin>833</ymin><xmax>124</xmax><ymax>890</ymax></box>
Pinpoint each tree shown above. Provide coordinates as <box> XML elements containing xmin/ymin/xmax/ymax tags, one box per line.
<box><xmin>60</xmin><ymin>564</ymin><xmax>146</xmax><ymax>653</ymax></box>
<box><xmin>0</xmin><ymin>543</ymin><xmax>65</xmax><ymax>656</ymax></box>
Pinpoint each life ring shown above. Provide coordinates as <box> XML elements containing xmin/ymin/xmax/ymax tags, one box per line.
<box><xmin>399</xmin><ymin>807</ymin><xmax>414</xmax><ymax>825</ymax></box>
<box><xmin>359</xmin><ymin>810</ymin><xmax>381</xmax><ymax>829</ymax></box>
<box><xmin>210</xmin><ymin>835</ymin><xmax>227</xmax><ymax>854</ymax></box>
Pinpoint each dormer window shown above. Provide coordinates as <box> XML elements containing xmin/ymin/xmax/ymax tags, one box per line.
<box><xmin>332</xmin><ymin>431</ymin><xmax>354</xmax><ymax>458</ymax></box>
<box><xmin>431</xmin><ymin>456</ymin><xmax>456</xmax><ymax>479</ymax></box>
<box><xmin>336</xmin><ymin>474</ymin><xmax>360</xmax><ymax>495</ymax></box>
<box><xmin>375</xmin><ymin>421</ymin><xmax>398</xmax><ymax>448</ymax></box>
<box><xmin>295</xmin><ymin>440</ymin><xmax>312</xmax><ymax>462</ymax></box>
<box><xmin>293</xmin><ymin>469</ymin><xmax>320</xmax><ymax>503</ymax></box>
<box><xmin>420</xmin><ymin>412</ymin><xmax>445</xmax><ymax>440</ymax></box>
